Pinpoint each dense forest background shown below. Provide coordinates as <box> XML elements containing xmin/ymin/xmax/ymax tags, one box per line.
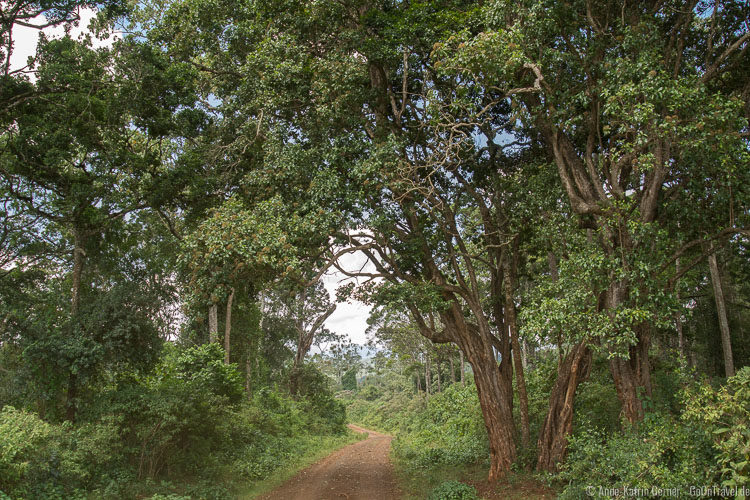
<box><xmin>1</xmin><ymin>0</ymin><xmax>749</xmax><ymax>499</ymax></box>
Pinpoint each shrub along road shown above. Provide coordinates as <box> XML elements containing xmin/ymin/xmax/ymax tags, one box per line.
<box><xmin>259</xmin><ymin>425</ymin><xmax>400</xmax><ymax>500</ymax></box>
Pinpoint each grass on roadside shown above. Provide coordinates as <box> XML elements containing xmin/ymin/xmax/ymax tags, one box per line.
<box><xmin>392</xmin><ymin>457</ymin><xmax>556</xmax><ymax>500</ymax></box>
<box><xmin>236</xmin><ymin>430</ymin><xmax>366</xmax><ymax>499</ymax></box>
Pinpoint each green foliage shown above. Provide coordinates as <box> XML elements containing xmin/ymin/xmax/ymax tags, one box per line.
<box><xmin>394</xmin><ymin>385</ymin><xmax>488</xmax><ymax>468</ymax></box>
<box><xmin>170</xmin><ymin>343</ymin><xmax>245</xmax><ymax>402</ymax></box>
<box><xmin>0</xmin><ymin>406</ymin><xmax>56</xmax><ymax>496</ymax></box>
<box><xmin>346</xmin><ymin>384</ymin><xmax>426</xmax><ymax>433</ymax></box>
<box><xmin>180</xmin><ymin>196</ymin><xmax>304</xmax><ymax>313</ymax></box>
<box><xmin>427</xmin><ymin>480</ymin><xmax>479</xmax><ymax>500</ymax></box>
<box><xmin>341</xmin><ymin>366</ymin><xmax>358</xmax><ymax>391</ymax></box>
<box><xmin>291</xmin><ymin>364</ymin><xmax>347</xmax><ymax>434</ymax></box>
<box><xmin>571</xmin><ymin>360</ymin><xmax>622</xmax><ymax>436</ymax></box>
<box><xmin>104</xmin><ymin>344</ymin><xmax>246</xmax><ymax>478</ymax></box>
<box><xmin>558</xmin><ymin>413</ymin><xmax>716</xmax><ymax>499</ymax></box>
<box><xmin>684</xmin><ymin>367</ymin><xmax>750</xmax><ymax>489</ymax></box>
<box><xmin>0</xmin><ymin>407</ymin><xmax>127</xmax><ymax>499</ymax></box>
<box><xmin>0</xmin><ymin>340</ymin><xmax>353</xmax><ymax>499</ymax></box>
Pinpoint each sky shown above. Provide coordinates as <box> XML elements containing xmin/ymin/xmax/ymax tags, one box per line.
<box><xmin>321</xmin><ymin>251</ymin><xmax>375</xmax><ymax>346</ymax></box>
<box><xmin>11</xmin><ymin>11</ymin><xmax>375</xmax><ymax>346</ymax></box>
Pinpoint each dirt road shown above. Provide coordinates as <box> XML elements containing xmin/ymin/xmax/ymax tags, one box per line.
<box><xmin>258</xmin><ymin>424</ymin><xmax>400</xmax><ymax>500</ymax></box>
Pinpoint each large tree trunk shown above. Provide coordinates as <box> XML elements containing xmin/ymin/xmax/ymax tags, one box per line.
<box><xmin>536</xmin><ymin>342</ymin><xmax>592</xmax><ymax>471</ymax></box>
<box><xmin>491</xmin><ymin>269</ymin><xmax>514</xmax><ymax>411</ymax></box>
<box><xmin>224</xmin><ymin>288</ymin><xmax>234</xmax><ymax>364</ymax></box>
<box><xmin>441</xmin><ymin>302</ymin><xmax>516</xmax><ymax>481</ymax></box>
<box><xmin>708</xmin><ymin>252</ymin><xmax>735</xmax><ymax>378</ymax></box>
<box><xmin>504</xmin><ymin>252</ymin><xmax>530</xmax><ymax>448</ymax></box>
<box><xmin>66</xmin><ymin>228</ymin><xmax>86</xmax><ymax>422</ymax></box>
<box><xmin>605</xmin><ymin>282</ymin><xmax>650</xmax><ymax>424</ymax></box>
<box><xmin>609</xmin><ymin>356</ymin><xmax>644</xmax><ymax>423</ymax></box>
<box><xmin>208</xmin><ymin>304</ymin><xmax>218</xmax><ymax>343</ymax></box>
<box><xmin>407</xmin><ymin>281</ymin><xmax>516</xmax><ymax>480</ymax></box>
<box><xmin>465</xmin><ymin>344</ymin><xmax>517</xmax><ymax>480</ymax></box>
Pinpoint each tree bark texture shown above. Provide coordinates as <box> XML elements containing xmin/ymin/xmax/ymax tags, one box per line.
<box><xmin>442</xmin><ymin>302</ymin><xmax>517</xmax><ymax>481</ymax></box>
<box><xmin>224</xmin><ymin>288</ymin><xmax>234</xmax><ymax>364</ymax></box>
<box><xmin>504</xmin><ymin>253</ymin><xmax>530</xmax><ymax>448</ymax></box>
<box><xmin>605</xmin><ymin>283</ymin><xmax>651</xmax><ymax>424</ymax></box>
<box><xmin>536</xmin><ymin>342</ymin><xmax>592</xmax><ymax>472</ymax></box>
<box><xmin>208</xmin><ymin>303</ymin><xmax>218</xmax><ymax>343</ymax></box>
<box><xmin>708</xmin><ymin>252</ymin><xmax>735</xmax><ymax>377</ymax></box>
<box><xmin>460</xmin><ymin>350</ymin><xmax>465</xmax><ymax>386</ymax></box>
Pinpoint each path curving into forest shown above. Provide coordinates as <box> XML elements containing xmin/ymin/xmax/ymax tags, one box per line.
<box><xmin>258</xmin><ymin>424</ymin><xmax>401</xmax><ymax>500</ymax></box>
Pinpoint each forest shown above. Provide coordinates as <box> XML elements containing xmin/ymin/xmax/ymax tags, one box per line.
<box><xmin>0</xmin><ymin>0</ymin><xmax>749</xmax><ymax>499</ymax></box>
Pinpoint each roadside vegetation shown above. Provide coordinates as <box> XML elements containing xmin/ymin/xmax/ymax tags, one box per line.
<box><xmin>346</xmin><ymin>320</ymin><xmax>750</xmax><ymax>498</ymax></box>
<box><xmin>0</xmin><ymin>341</ymin><xmax>354</xmax><ymax>499</ymax></box>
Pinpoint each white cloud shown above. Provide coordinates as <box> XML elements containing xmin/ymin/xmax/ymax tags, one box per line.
<box><xmin>322</xmin><ymin>250</ymin><xmax>378</xmax><ymax>346</ymax></box>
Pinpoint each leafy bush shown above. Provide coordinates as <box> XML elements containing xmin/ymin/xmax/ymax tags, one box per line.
<box><xmin>56</xmin><ymin>417</ymin><xmax>126</xmax><ymax>490</ymax></box>
<box><xmin>427</xmin><ymin>480</ymin><xmax>479</xmax><ymax>500</ymax></box>
<box><xmin>110</xmin><ymin>344</ymin><xmax>245</xmax><ymax>478</ymax></box>
<box><xmin>393</xmin><ymin>385</ymin><xmax>488</xmax><ymax>468</ymax></box>
<box><xmin>683</xmin><ymin>367</ymin><xmax>750</xmax><ymax>489</ymax></box>
<box><xmin>0</xmin><ymin>406</ymin><xmax>56</xmax><ymax>497</ymax></box>
<box><xmin>0</xmin><ymin>344</ymin><xmax>353</xmax><ymax>498</ymax></box>
<box><xmin>558</xmin><ymin>413</ymin><xmax>716</xmax><ymax>499</ymax></box>
<box><xmin>0</xmin><ymin>407</ymin><xmax>125</xmax><ymax>498</ymax></box>
<box><xmin>293</xmin><ymin>364</ymin><xmax>346</xmax><ymax>433</ymax></box>
<box><xmin>170</xmin><ymin>344</ymin><xmax>245</xmax><ymax>402</ymax></box>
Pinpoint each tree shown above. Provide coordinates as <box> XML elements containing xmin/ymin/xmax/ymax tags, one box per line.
<box><xmin>440</xmin><ymin>0</ymin><xmax>750</xmax><ymax>427</ymax></box>
<box><xmin>0</xmin><ymin>0</ymin><xmax>126</xmax><ymax>76</ymax></box>
<box><xmin>0</xmin><ymin>35</ymin><xmax>199</xmax><ymax>420</ymax></box>
<box><xmin>708</xmin><ymin>251</ymin><xmax>735</xmax><ymax>377</ymax></box>
<box><xmin>138</xmin><ymin>0</ymin><xmax>538</xmax><ymax>479</ymax></box>
<box><xmin>284</xmin><ymin>283</ymin><xmax>336</xmax><ymax>395</ymax></box>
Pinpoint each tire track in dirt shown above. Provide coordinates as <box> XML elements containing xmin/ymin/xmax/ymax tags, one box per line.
<box><xmin>258</xmin><ymin>424</ymin><xmax>400</xmax><ymax>500</ymax></box>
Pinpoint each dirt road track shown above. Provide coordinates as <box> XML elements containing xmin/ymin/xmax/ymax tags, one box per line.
<box><xmin>258</xmin><ymin>424</ymin><xmax>400</xmax><ymax>500</ymax></box>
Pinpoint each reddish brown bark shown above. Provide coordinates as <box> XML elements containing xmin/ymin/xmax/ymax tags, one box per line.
<box><xmin>536</xmin><ymin>342</ymin><xmax>592</xmax><ymax>471</ymax></box>
<box><xmin>604</xmin><ymin>282</ymin><xmax>651</xmax><ymax>424</ymax></box>
<box><xmin>609</xmin><ymin>356</ymin><xmax>644</xmax><ymax>424</ymax></box>
<box><xmin>467</xmin><ymin>346</ymin><xmax>517</xmax><ymax>481</ymax></box>
<box><xmin>441</xmin><ymin>302</ymin><xmax>517</xmax><ymax>481</ymax></box>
